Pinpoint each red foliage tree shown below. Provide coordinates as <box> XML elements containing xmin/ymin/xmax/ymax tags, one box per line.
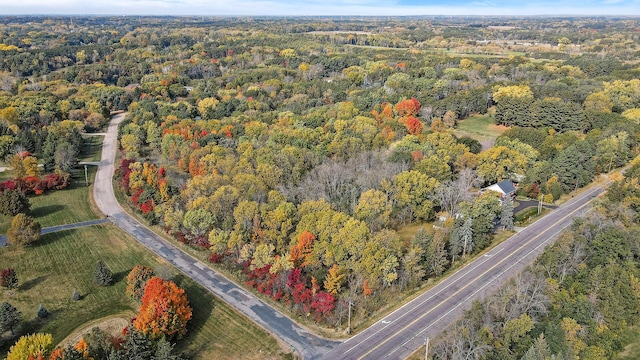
<box><xmin>311</xmin><ymin>291</ymin><xmax>335</xmax><ymax>320</ymax></box>
<box><xmin>0</xmin><ymin>268</ymin><xmax>18</xmax><ymax>289</ymax></box>
<box><xmin>395</xmin><ymin>98</ymin><xmax>420</xmax><ymax>117</ymax></box>
<box><xmin>404</xmin><ymin>116</ymin><xmax>424</xmax><ymax>135</ymax></box>
<box><xmin>133</xmin><ymin>277</ymin><xmax>192</xmax><ymax>340</ymax></box>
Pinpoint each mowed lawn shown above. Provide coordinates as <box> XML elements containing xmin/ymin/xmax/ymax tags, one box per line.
<box><xmin>0</xmin><ymin>167</ymin><xmax>100</xmax><ymax>234</ymax></box>
<box><xmin>80</xmin><ymin>135</ymin><xmax>104</xmax><ymax>163</ymax></box>
<box><xmin>0</xmin><ymin>224</ymin><xmax>283</xmax><ymax>359</ymax></box>
<box><xmin>454</xmin><ymin>113</ymin><xmax>509</xmax><ymax>149</ymax></box>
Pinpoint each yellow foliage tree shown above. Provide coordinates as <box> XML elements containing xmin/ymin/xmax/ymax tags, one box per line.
<box><xmin>6</xmin><ymin>333</ymin><xmax>53</xmax><ymax>360</ymax></box>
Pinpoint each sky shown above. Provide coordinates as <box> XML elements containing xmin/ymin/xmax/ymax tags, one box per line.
<box><xmin>2</xmin><ymin>0</ymin><xmax>640</xmax><ymax>16</ymax></box>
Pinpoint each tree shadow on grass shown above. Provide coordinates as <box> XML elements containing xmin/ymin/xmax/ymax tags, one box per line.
<box><xmin>112</xmin><ymin>270</ymin><xmax>128</xmax><ymax>284</ymax></box>
<box><xmin>34</xmin><ymin>229</ymin><xmax>78</xmax><ymax>247</ymax></box>
<box><xmin>172</xmin><ymin>273</ymin><xmax>215</xmax><ymax>357</ymax></box>
<box><xmin>30</xmin><ymin>204</ymin><xmax>65</xmax><ymax>219</ymax></box>
<box><xmin>19</xmin><ymin>275</ymin><xmax>48</xmax><ymax>291</ymax></box>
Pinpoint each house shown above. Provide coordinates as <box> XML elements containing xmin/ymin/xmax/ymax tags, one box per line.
<box><xmin>482</xmin><ymin>179</ymin><xmax>516</xmax><ymax>199</ymax></box>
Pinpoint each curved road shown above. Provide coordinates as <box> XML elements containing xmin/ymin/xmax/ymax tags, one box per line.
<box><xmin>322</xmin><ymin>185</ymin><xmax>604</xmax><ymax>360</ymax></box>
<box><xmin>93</xmin><ymin>113</ymin><xmax>337</xmax><ymax>359</ymax></box>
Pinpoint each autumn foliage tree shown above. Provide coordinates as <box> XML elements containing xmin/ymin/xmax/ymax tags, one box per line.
<box><xmin>7</xmin><ymin>213</ymin><xmax>41</xmax><ymax>246</ymax></box>
<box><xmin>6</xmin><ymin>333</ymin><xmax>53</xmax><ymax>360</ymax></box>
<box><xmin>0</xmin><ymin>268</ymin><xmax>18</xmax><ymax>289</ymax></box>
<box><xmin>133</xmin><ymin>277</ymin><xmax>192</xmax><ymax>340</ymax></box>
<box><xmin>126</xmin><ymin>265</ymin><xmax>156</xmax><ymax>301</ymax></box>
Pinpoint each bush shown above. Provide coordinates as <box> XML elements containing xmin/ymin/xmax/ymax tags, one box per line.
<box><xmin>94</xmin><ymin>261</ymin><xmax>113</xmax><ymax>286</ymax></box>
<box><xmin>0</xmin><ymin>188</ymin><xmax>30</xmax><ymax>216</ymax></box>
<box><xmin>71</xmin><ymin>289</ymin><xmax>80</xmax><ymax>301</ymax></box>
<box><xmin>0</xmin><ymin>268</ymin><xmax>18</xmax><ymax>289</ymax></box>
<box><xmin>7</xmin><ymin>213</ymin><xmax>41</xmax><ymax>246</ymax></box>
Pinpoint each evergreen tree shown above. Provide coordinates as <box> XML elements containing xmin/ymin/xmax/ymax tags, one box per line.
<box><xmin>460</xmin><ymin>218</ymin><xmax>474</xmax><ymax>257</ymax></box>
<box><xmin>154</xmin><ymin>336</ymin><xmax>183</xmax><ymax>360</ymax></box>
<box><xmin>521</xmin><ymin>334</ymin><xmax>553</xmax><ymax>360</ymax></box>
<box><xmin>500</xmin><ymin>196</ymin><xmax>515</xmax><ymax>231</ymax></box>
<box><xmin>71</xmin><ymin>289</ymin><xmax>80</xmax><ymax>301</ymax></box>
<box><xmin>0</xmin><ymin>302</ymin><xmax>22</xmax><ymax>335</ymax></box>
<box><xmin>94</xmin><ymin>260</ymin><xmax>113</xmax><ymax>286</ymax></box>
<box><xmin>37</xmin><ymin>304</ymin><xmax>48</xmax><ymax>318</ymax></box>
<box><xmin>0</xmin><ymin>189</ymin><xmax>30</xmax><ymax>216</ymax></box>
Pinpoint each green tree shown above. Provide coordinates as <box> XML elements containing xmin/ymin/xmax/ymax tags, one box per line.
<box><xmin>500</xmin><ymin>196</ymin><xmax>515</xmax><ymax>231</ymax></box>
<box><xmin>521</xmin><ymin>334</ymin><xmax>553</xmax><ymax>360</ymax></box>
<box><xmin>7</xmin><ymin>213</ymin><xmax>41</xmax><ymax>246</ymax></box>
<box><xmin>393</xmin><ymin>170</ymin><xmax>439</xmax><ymax>222</ymax></box>
<box><xmin>94</xmin><ymin>260</ymin><xmax>113</xmax><ymax>286</ymax></box>
<box><xmin>0</xmin><ymin>189</ymin><xmax>31</xmax><ymax>216</ymax></box>
<box><xmin>0</xmin><ymin>302</ymin><xmax>22</xmax><ymax>335</ymax></box>
<box><xmin>493</xmin><ymin>85</ymin><xmax>534</xmax><ymax>127</ymax></box>
<box><xmin>354</xmin><ymin>189</ymin><xmax>392</xmax><ymax>232</ymax></box>
<box><xmin>552</xmin><ymin>141</ymin><xmax>595</xmax><ymax>192</ymax></box>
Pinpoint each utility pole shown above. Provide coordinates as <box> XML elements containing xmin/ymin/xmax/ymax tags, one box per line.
<box><xmin>424</xmin><ymin>337</ymin><xmax>429</xmax><ymax>359</ymax></box>
<box><xmin>84</xmin><ymin>165</ymin><xmax>88</xmax><ymax>186</ymax></box>
<box><xmin>538</xmin><ymin>194</ymin><xmax>542</xmax><ymax>214</ymax></box>
<box><xmin>347</xmin><ymin>300</ymin><xmax>353</xmax><ymax>334</ymax></box>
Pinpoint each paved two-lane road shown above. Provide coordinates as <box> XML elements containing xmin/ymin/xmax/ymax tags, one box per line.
<box><xmin>323</xmin><ymin>185</ymin><xmax>603</xmax><ymax>360</ymax></box>
<box><xmin>93</xmin><ymin>113</ymin><xmax>337</xmax><ymax>359</ymax></box>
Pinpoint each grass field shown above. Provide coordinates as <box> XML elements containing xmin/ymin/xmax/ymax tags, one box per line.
<box><xmin>619</xmin><ymin>328</ymin><xmax>640</xmax><ymax>360</ymax></box>
<box><xmin>0</xmin><ymin>167</ymin><xmax>100</xmax><ymax>234</ymax></box>
<box><xmin>0</xmin><ymin>223</ymin><xmax>283</xmax><ymax>359</ymax></box>
<box><xmin>80</xmin><ymin>135</ymin><xmax>104</xmax><ymax>163</ymax></box>
<box><xmin>454</xmin><ymin>113</ymin><xmax>509</xmax><ymax>149</ymax></box>
<box><xmin>396</xmin><ymin>222</ymin><xmax>435</xmax><ymax>243</ymax></box>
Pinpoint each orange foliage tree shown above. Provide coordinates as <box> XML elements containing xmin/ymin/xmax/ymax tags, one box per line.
<box><xmin>404</xmin><ymin>116</ymin><xmax>424</xmax><ymax>135</ymax></box>
<box><xmin>394</xmin><ymin>98</ymin><xmax>420</xmax><ymax>117</ymax></box>
<box><xmin>133</xmin><ymin>277</ymin><xmax>192</xmax><ymax>340</ymax></box>
<box><xmin>290</xmin><ymin>230</ymin><xmax>315</xmax><ymax>268</ymax></box>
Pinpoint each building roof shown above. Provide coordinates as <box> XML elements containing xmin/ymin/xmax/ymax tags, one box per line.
<box><xmin>483</xmin><ymin>179</ymin><xmax>516</xmax><ymax>196</ymax></box>
<box><xmin>496</xmin><ymin>179</ymin><xmax>516</xmax><ymax>194</ymax></box>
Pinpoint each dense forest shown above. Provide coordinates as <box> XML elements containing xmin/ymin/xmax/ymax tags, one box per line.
<box><xmin>1</xmin><ymin>15</ymin><xmax>640</xmax><ymax>358</ymax></box>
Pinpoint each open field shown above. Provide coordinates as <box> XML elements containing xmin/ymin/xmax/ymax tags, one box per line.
<box><xmin>0</xmin><ymin>223</ymin><xmax>283</xmax><ymax>359</ymax></box>
<box><xmin>454</xmin><ymin>113</ymin><xmax>509</xmax><ymax>149</ymax></box>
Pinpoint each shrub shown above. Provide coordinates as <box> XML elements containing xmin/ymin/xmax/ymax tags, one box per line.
<box><xmin>0</xmin><ymin>268</ymin><xmax>18</xmax><ymax>289</ymax></box>
<box><xmin>71</xmin><ymin>289</ymin><xmax>80</xmax><ymax>301</ymax></box>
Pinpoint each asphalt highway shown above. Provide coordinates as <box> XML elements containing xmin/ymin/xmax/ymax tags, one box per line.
<box><xmin>93</xmin><ymin>113</ymin><xmax>338</xmax><ymax>359</ymax></box>
<box><xmin>322</xmin><ymin>185</ymin><xmax>604</xmax><ymax>360</ymax></box>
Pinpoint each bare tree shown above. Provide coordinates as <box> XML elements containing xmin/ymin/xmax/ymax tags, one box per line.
<box><xmin>433</xmin><ymin>168</ymin><xmax>482</xmax><ymax>216</ymax></box>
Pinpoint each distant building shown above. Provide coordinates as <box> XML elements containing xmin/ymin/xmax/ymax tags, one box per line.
<box><xmin>482</xmin><ymin>179</ymin><xmax>516</xmax><ymax>199</ymax></box>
